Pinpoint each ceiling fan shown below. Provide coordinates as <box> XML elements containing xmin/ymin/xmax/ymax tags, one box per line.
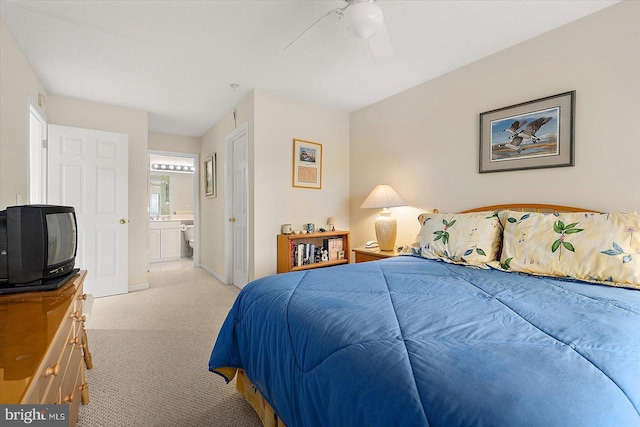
<box><xmin>284</xmin><ymin>0</ymin><xmax>394</xmax><ymax>64</ymax></box>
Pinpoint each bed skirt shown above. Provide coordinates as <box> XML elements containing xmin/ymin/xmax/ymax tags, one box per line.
<box><xmin>236</xmin><ymin>369</ymin><xmax>287</xmax><ymax>427</ymax></box>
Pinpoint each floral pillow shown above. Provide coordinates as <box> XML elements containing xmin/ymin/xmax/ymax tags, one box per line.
<box><xmin>403</xmin><ymin>212</ymin><xmax>503</xmax><ymax>268</ymax></box>
<box><xmin>491</xmin><ymin>210</ymin><xmax>640</xmax><ymax>290</ymax></box>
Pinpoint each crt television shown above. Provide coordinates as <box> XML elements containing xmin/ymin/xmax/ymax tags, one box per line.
<box><xmin>0</xmin><ymin>204</ymin><xmax>78</xmax><ymax>294</ymax></box>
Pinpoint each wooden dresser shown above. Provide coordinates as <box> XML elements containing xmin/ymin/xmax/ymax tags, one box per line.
<box><xmin>0</xmin><ymin>270</ymin><xmax>92</xmax><ymax>426</ymax></box>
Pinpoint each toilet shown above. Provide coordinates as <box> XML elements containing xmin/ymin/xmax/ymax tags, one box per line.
<box><xmin>181</xmin><ymin>224</ymin><xmax>195</xmax><ymax>249</ymax></box>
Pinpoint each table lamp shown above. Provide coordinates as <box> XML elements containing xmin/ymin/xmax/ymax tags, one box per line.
<box><xmin>327</xmin><ymin>217</ymin><xmax>337</xmax><ymax>231</ymax></box>
<box><xmin>360</xmin><ymin>184</ymin><xmax>406</xmax><ymax>251</ymax></box>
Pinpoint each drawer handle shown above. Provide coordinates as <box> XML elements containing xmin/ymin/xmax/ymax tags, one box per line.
<box><xmin>44</xmin><ymin>363</ymin><xmax>60</xmax><ymax>377</ymax></box>
<box><xmin>68</xmin><ymin>336</ymin><xmax>79</xmax><ymax>345</ymax></box>
<box><xmin>70</xmin><ymin>312</ymin><xmax>86</xmax><ymax>322</ymax></box>
<box><xmin>79</xmin><ymin>294</ymin><xmax>87</xmax><ymax>300</ymax></box>
<box><xmin>62</xmin><ymin>392</ymin><xmax>73</xmax><ymax>403</ymax></box>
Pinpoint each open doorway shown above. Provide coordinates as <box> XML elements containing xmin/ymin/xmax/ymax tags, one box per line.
<box><xmin>147</xmin><ymin>150</ymin><xmax>199</xmax><ymax>270</ymax></box>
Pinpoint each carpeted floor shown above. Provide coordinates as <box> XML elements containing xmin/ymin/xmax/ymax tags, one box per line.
<box><xmin>77</xmin><ymin>260</ymin><xmax>262</xmax><ymax>427</ymax></box>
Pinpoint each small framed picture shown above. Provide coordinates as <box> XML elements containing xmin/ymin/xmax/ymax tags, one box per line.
<box><xmin>204</xmin><ymin>153</ymin><xmax>216</xmax><ymax>197</ymax></box>
<box><xmin>337</xmin><ymin>250</ymin><xmax>345</xmax><ymax>260</ymax></box>
<box><xmin>292</xmin><ymin>139</ymin><xmax>322</xmax><ymax>189</ymax></box>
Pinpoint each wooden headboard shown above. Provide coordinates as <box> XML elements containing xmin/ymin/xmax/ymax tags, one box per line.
<box><xmin>459</xmin><ymin>203</ymin><xmax>599</xmax><ymax>214</ymax></box>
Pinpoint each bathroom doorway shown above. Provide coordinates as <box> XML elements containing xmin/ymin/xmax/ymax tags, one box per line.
<box><xmin>147</xmin><ymin>150</ymin><xmax>199</xmax><ymax>270</ymax></box>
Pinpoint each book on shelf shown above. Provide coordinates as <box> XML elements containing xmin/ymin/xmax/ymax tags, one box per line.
<box><xmin>292</xmin><ymin>243</ymin><xmax>325</xmax><ymax>267</ymax></box>
<box><xmin>297</xmin><ymin>243</ymin><xmax>303</xmax><ymax>267</ymax></box>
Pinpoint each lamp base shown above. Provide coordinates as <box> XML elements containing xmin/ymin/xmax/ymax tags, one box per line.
<box><xmin>375</xmin><ymin>210</ymin><xmax>397</xmax><ymax>251</ymax></box>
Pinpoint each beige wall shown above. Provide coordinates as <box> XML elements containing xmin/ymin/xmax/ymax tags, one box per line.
<box><xmin>253</xmin><ymin>90</ymin><xmax>350</xmax><ymax>278</ymax></box>
<box><xmin>148</xmin><ymin>131</ymin><xmax>201</xmax><ymax>154</ymax></box>
<box><xmin>0</xmin><ymin>18</ymin><xmax>148</xmax><ymax>288</ymax></box>
<box><xmin>349</xmin><ymin>1</ymin><xmax>640</xmax><ymax>250</ymax></box>
<box><xmin>46</xmin><ymin>95</ymin><xmax>149</xmax><ymax>287</ymax></box>
<box><xmin>198</xmin><ymin>89</ymin><xmax>349</xmax><ymax>282</ymax></box>
<box><xmin>0</xmin><ymin>18</ymin><xmax>48</xmax><ymax>209</ymax></box>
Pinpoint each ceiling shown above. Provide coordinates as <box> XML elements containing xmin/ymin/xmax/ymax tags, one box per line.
<box><xmin>1</xmin><ymin>0</ymin><xmax>619</xmax><ymax>137</ymax></box>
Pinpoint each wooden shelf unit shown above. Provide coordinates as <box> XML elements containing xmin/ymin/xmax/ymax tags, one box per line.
<box><xmin>277</xmin><ymin>230</ymin><xmax>350</xmax><ymax>273</ymax></box>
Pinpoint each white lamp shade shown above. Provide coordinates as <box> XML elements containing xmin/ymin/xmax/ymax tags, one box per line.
<box><xmin>343</xmin><ymin>1</ymin><xmax>385</xmax><ymax>40</ymax></box>
<box><xmin>360</xmin><ymin>184</ymin><xmax>406</xmax><ymax>209</ymax></box>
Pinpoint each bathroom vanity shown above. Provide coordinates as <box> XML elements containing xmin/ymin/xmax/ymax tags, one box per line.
<box><xmin>149</xmin><ymin>220</ymin><xmax>182</xmax><ymax>263</ymax></box>
<box><xmin>149</xmin><ymin>217</ymin><xmax>194</xmax><ymax>263</ymax></box>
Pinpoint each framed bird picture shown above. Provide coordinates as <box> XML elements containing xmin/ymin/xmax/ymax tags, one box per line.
<box><xmin>479</xmin><ymin>91</ymin><xmax>575</xmax><ymax>173</ymax></box>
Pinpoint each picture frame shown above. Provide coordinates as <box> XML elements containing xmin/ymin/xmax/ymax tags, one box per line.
<box><xmin>292</xmin><ymin>139</ymin><xmax>322</xmax><ymax>189</ymax></box>
<box><xmin>204</xmin><ymin>153</ymin><xmax>216</xmax><ymax>198</ymax></box>
<box><xmin>479</xmin><ymin>91</ymin><xmax>575</xmax><ymax>173</ymax></box>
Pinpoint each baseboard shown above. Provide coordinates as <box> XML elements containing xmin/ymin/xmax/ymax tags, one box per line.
<box><xmin>128</xmin><ymin>282</ymin><xmax>150</xmax><ymax>292</ymax></box>
<box><xmin>199</xmin><ymin>263</ymin><xmax>227</xmax><ymax>284</ymax></box>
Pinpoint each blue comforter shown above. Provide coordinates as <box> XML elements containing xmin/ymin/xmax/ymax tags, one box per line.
<box><xmin>209</xmin><ymin>257</ymin><xmax>640</xmax><ymax>427</ymax></box>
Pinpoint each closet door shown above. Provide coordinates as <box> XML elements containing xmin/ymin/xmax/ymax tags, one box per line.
<box><xmin>225</xmin><ymin>123</ymin><xmax>249</xmax><ymax>289</ymax></box>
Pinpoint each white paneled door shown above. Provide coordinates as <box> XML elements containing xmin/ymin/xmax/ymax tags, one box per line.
<box><xmin>48</xmin><ymin>125</ymin><xmax>129</xmax><ymax>298</ymax></box>
<box><xmin>225</xmin><ymin>123</ymin><xmax>249</xmax><ymax>289</ymax></box>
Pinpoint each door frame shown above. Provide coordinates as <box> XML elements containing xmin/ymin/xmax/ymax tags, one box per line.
<box><xmin>224</xmin><ymin>122</ymin><xmax>249</xmax><ymax>287</ymax></box>
<box><xmin>28</xmin><ymin>100</ymin><xmax>48</xmax><ymax>204</ymax></box>
<box><xmin>147</xmin><ymin>149</ymin><xmax>200</xmax><ymax>269</ymax></box>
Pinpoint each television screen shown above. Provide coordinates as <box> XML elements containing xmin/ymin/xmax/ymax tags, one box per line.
<box><xmin>46</xmin><ymin>212</ymin><xmax>77</xmax><ymax>266</ymax></box>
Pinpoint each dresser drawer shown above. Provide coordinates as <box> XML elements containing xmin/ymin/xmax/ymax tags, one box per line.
<box><xmin>66</xmin><ymin>357</ymin><xmax>84</xmax><ymax>427</ymax></box>
<box><xmin>16</xmin><ymin>273</ymin><xmax>87</xmax><ymax>405</ymax></box>
<box><xmin>354</xmin><ymin>252</ymin><xmax>382</xmax><ymax>263</ymax></box>
<box><xmin>41</xmin><ymin>326</ymin><xmax>81</xmax><ymax>403</ymax></box>
<box><xmin>38</xmin><ymin>328</ymin><xmax>75</xmax><ymax>403</ymax></box>
<box><xmin>36</xmin><ymin>308</ymin><xmax>76</xmax><ymax>402</ymax></box>
<box><xmin>59</xmin><ymin>340</ymin><xmax>83</xmax><ymax>405</ymax></box>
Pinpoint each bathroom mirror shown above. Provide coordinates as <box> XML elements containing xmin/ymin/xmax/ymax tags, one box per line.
<box><xmin>149</xmin><ymin>174</ymin><xmax>170</xmax><ymax>216</ymax></box>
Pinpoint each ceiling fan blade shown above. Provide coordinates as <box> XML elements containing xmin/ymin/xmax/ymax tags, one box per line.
<box><xmin>367</xmin><ymin>24</ymin><xmax>394</xmax><ymax>64</ymax></box>
<box><xmin>283</xmin><ymin>7</ymin><xmax>344</xmax><ymax>52</ymax></box>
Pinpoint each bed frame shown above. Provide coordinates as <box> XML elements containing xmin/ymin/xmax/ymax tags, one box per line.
<box><xmin>460</xmin><ymin>203</ymin><xmax>598</xmax><ymax>214</ymax></box>
<box><xmin>234</xmin><ymin>202</ymin><xmax>599</xmax><ymax>427</ymax></box>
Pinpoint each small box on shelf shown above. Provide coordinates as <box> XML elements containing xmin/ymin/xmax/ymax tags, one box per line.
<box><xmin>277</xmin><ymin>230</ymin><xmax>350</xmax><ymax>273</ymax></box>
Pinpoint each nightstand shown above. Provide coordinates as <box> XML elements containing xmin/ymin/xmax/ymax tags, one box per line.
<box><xmin>352</xmin><ymin>246</ymin><xmax>401</xmax><ymax>263</ymax></box>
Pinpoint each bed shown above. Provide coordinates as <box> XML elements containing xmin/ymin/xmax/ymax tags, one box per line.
<box><xmin>209</xmin><ymin>204</ymin><xmax>640</xmax><ymax>427</ymax></box>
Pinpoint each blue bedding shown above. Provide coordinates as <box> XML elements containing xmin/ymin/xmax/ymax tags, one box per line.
<box><xmin>209</xmin><ymin>257</ymin><xmax>640</xmax><ymax>427</ymax></box>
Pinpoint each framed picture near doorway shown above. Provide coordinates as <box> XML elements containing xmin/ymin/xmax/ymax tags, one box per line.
<box><xmin>204</xmin><ymin>153</ymin><xmax>216</xmax><ymax>198</ymax></box>
<box><xmin>292</xmin><ymin>139</ymin><xmax>322</xmax><ymax>189</ymax></box>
